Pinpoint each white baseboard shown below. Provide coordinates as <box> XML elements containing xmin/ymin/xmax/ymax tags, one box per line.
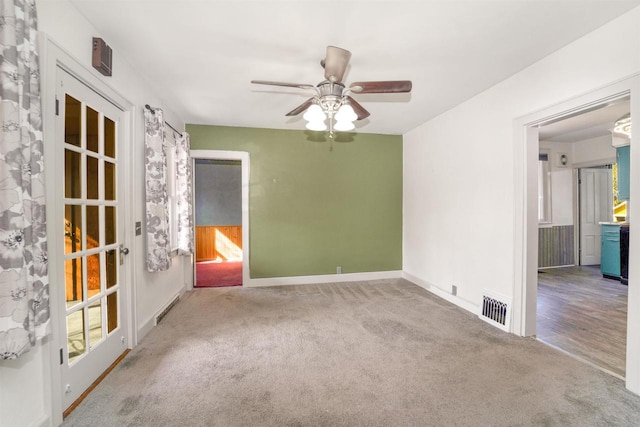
<box><xmin>246</xmin><ymin>270</ymin><xmax>403</xmax><ymax>287</ymax></box>
<box><xmin>137</xmin><ymin>289</ymin><xmax>185</xmax><ymax>342</ymax></box>
<box><xmin>137</xmin><ymin>315</ymin><xmax>155</xmax><ymax>342</ymax></box>
<box><xmin>31</xmin><ymin>414</ymin><xmax>50</xmax><ymax>427</ymax></box>
<box><xmin>538</xmin><ymin>264</ymin><xmax>575</xmax><ymax>270</ymax></box>
<box><xmin>402</xmin><ymin>271</ymin><xmax>480</xmax><ymax>316</ymax></box>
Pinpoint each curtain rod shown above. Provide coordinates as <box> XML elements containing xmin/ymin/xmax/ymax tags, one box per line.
<box><xmin>145</xmin><ymin>104</ymin><xmax>182</xmax><ymax>136</ymax></box>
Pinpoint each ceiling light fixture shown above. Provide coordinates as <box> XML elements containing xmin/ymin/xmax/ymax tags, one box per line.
<box><xmin>302</xmin><ymin>83</ymin><xmax>359</xmax><ymax>135</ymax></box>
<box><xmin>251</xmin><ymin>46</ymin><xmax>412</xmax><ymax>139</ymax></box>
<box><xmin>613</xmin><ymin>113</ymin><xmax>631</xmax><ymax>138</ymax></box>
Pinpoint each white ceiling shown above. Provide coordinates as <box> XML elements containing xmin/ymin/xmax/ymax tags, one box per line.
<box><xmin>539</xmin><ymin>98</ymin><xmax>630</xmax><ymax>143</ymax></box>
<box><xmin>67</xmin><ymin>0</ymin><xmax>640</xmax><ymax>135</ymax></box>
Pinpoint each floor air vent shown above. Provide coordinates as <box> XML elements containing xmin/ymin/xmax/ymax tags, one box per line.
<box><xmin>156</xmin><ymin>295</ymin><xmax>180</xmax><ymax>324</ymax></box>
<box><xmin>480</xmin><ymin>290</ymin><xmax>511</xmax><ymax>332</ymax></box>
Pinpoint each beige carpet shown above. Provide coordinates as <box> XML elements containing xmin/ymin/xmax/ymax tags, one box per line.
<box><xmin>63</xmin><ymin>279</ymin><xmax>640</xmax><ymax>426</ymax></box>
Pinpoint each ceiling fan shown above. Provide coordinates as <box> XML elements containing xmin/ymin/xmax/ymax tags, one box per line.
<box><xmin>251</xmin><ymin>46</ymin><xmax>412</xmax><ymax>135</ymax></box>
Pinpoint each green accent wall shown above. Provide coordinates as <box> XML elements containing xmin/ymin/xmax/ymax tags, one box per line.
<box><xmin>187</xmin><ymin>125</ymin><xmax>402</xmax><ymax>278</ymax></box>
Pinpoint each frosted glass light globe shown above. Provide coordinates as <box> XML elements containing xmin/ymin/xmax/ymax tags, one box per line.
<box><xmin>335</xmin><ymin>104</ymin><xmax>357</xmax><ymax>122</ymax></box>
<box><xmin>303</xmin><ymin>104</ymin><xmax>327</xmax><ymax>122</ymax></box>
<box><xmin>306</xmin><ymin>120</ymin><xmax>327</xmax><ymax>131</ymax></box>
<box><xmin>334</xmin><ymin>120</ymin><xmax>355</xmax><ymax>131</ymax></box>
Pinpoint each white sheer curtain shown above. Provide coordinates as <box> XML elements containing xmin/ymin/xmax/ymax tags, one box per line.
<box><xmin>175</xmin><ymin>133</ymin><xmax>194</xmax><ymax>255</ymax></box>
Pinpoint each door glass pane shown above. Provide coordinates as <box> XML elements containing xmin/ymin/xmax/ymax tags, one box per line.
<box><xmin>104</xmin><ymin>117</ymin><xmax>115</xmax><ymax>158</ymax></box>
<box><xmin>65</xmin><ymin>258</ymin><xmax>83</xmax><ymax>309</ymax></box>
<box><xmin>86</xmin><ymin>206</ymin><xmax>100</xmax><ymax>249</ymax></box>
<box><xmin>87</xmin><ymin>106</ymin><xmax>99</xmax><ymax>153</ymax></box>
<box><xmin>86</xmin><ymin>156</ymin><xmax>99</xmax><ymax>199</ymax></box>
<box><xmin>105</xmin><ymin>161</ymin><xmax>115</xmax><ymax>201</ymax></box>
<box><xmin>65</xmin><ymin>95</ymin><xmax>81</xmax><ymax>147</ymax></box>
<box><xmin>64</xmin><ymin>205</ymin><xmax>82</xmax><ymax>254</ymax></box>
<box><xmin>105</xmin><ymin>206</ymin><xmax>116</xmax><ymax>245</ymax></box>
<box><xmin>88</xmin><ymin>300</ymin><xmax>103</xmax><ymax>348</ymax></box>
<box><xmin>64</xmin><ymin>150</ymin><xmax>81</xmax><ymax>198</ymax></box>
<box><xmin>107</xmin><ymin>291</ymin><xmax>118</xmax><ymax>334</ymax></box>
<box><xmin>87</xmin><ymin>253</ymin><xmax>101</xmax><ymax>299</ymax></box>
<box><xmin>106</xmin><ymin>249</ymin><xmax>117</xmax><ymax>289</ymax></box>
<box><xmin>67</xmin><ymin>309</ymin><xmax>86</xmax><ymax>363</ymax></box>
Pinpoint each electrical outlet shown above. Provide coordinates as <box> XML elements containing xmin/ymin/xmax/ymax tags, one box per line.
<box><xmin>337</xmin><ymin>266</ymin><xmax>342</xmax><ymax>274</ymax></box>
<box><xmin>452</xmin><ymin>285</ymin><xmax>457</xmax><ymax>296</ymax></box>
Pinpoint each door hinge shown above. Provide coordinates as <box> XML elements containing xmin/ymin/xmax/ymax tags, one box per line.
<box><xmin>55</xmin><ymin>98</ymin><xmax>60</xmax><ymax>116</ymax></box>
<box><xmin>59</xmin><ymin>348</ymin><xmax>63</xmax><ymax>365</ymax></box>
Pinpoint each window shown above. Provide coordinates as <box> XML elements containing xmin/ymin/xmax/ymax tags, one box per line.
<box><xmin>538</xmin><ymin>152</ymin><xmax>552</xmax><ymax>223</ymax></box>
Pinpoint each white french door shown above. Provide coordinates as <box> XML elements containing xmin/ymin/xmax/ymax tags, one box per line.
<box><xmin>55</xmin><ymin>67</ymin><xmax>129</xmax><ymax>410</ymax></box>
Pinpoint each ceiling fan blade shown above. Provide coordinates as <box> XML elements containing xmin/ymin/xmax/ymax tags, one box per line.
<box><xmin>350</xmin><ymin>80</ymin><xmax>412</xmax><ymax>94</ymax></box>
<box><xmin>285</xmin><ymin>98</ymin><xmax>315</xmax><ymax>116</ymax></box>
<box><xmin>346</xmin><ymin>96</ymin><xmax>370</xmax><ymax>120</ymax></box>
<box><xmin>322</xmin><ymin>46</ymin><xmax>351</xmax><ymax>83</ymax></box>
<box><xmin>251</xmin><ymin>80</ymin><xmax>315</xmax><ymax>90</ymax></box>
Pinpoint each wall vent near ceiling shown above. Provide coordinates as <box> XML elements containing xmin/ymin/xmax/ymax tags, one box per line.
<box><xmin>92</xmin><ymin>37</ymin><xmax>112</xmax><ymax>76</ymax></box>
<box><xmin>480</xmin><ymin>289</ymin><xmax>511</xmax><ymax>332</ymax></box>
<box><xmin>155</xmin><ymin>295</ymin><xmax>180</xmax><ymax>325</ymax></box>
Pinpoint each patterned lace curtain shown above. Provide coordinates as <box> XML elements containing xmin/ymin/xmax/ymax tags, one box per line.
<box><xmin>175</xmin><ymin>132</ymin><xmax>193</xmax><ymax>255</ymax></box>
<box><xmin>0</xmin><ymin>0</ymin><xmax>50</xmax><ymax>359</ymax></box>
<box><xmin>144</xmin><ymin>108</ymin><xmax>171</xmax><ymax>272</ymax></box>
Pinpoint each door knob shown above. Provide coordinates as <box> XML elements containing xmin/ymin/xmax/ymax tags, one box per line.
<box><xmin>119</xmin><ymin>245</ymin><xmax>129</xmax><ymax>265</ymax></box>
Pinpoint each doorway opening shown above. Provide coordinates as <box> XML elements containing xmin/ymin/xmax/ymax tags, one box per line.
<box><xmin>528</xmin><ymin>95</ymin><xmax>631</xmax><ymax>379</ymax></box>
<box><xmin>190</xmin><ymin>150</ymin><xmax>250</xmax><ymax>288</ymax></box>
<box><xmin>194</xmin><ymin>159</ymin><xmax>243</xmax><ymax>287</ymax></box>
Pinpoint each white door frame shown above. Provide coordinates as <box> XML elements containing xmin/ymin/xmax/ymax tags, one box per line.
<box><xmin>40</xmin><ymin>36</ymin><xmax>136</xmax><ymax>425</ymax></box>
<box><xmin>189</xmin><ymin>150</ymin><xmax>250</xmax><ymax>289</ymax></box>
<box><xmin>513</xmin><ymin>73</ymin><xmax>640</xmax><ymax>394</ymax></box>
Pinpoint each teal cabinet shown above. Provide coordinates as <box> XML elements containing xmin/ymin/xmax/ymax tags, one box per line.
<box><xmin>601</xmin><ymin>224</ymin><xmax>620</xmax><ymax>279</ymax></box>
<box><xmin>617</xmin><ymin>146</ymin><xmax>630</xmax><ymax>201</ymax></box>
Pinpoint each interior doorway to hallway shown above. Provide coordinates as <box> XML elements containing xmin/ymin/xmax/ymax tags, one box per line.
<box><xmin>193</xmin><ymin>158</ymin><xmax>243</xmax><ymax>287</ymax></box>
<box><xmin>191</xmin><ymin>150</ymin><xmax>251</xmax><ymax>287</ymax></box>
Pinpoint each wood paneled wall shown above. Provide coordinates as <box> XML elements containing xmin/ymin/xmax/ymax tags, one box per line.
<box><xmin>539</xmin><ymin>225</ymin><xmax>574</xmax><ymax>268</ymax></box>
<box><xmin>196</xmin><ymin>226</ymin><xmax>242</xmax><ymax>261</ymax></box>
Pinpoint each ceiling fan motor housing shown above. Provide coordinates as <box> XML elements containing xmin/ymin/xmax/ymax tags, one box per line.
<box><xmin>316</xmin><ymin>82</ymin><xmax>346</xmax><ymax>114</ymax></box>
<box><xmin>318</xmin><ymin>81</ymin><xmax>345</xmax><ymax>97</ymax></box>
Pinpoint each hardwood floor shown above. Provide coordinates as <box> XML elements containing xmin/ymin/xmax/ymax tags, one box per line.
<box><xmin>537</xmin><ymin>265</ymin><xmax>627</xmax><ymax>378</ymax></box>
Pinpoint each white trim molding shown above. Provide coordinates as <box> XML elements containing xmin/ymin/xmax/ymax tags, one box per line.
<box><xmin>513</xmin><ymin>73</ymin><xmax>640</xmax><ymax>395</ymax></box>
<box><xmin>402</xmin><ymin>272</ymin><xmax>480</xmax><ymax>315</ymax></box>
<box><xmin>248</xmin><ymin>270</ymin><xmax>403</xmax><ymax>287</ymax></box>
<box><xmin>190</xmin><ymin>150</ymin><xmax>251</xmax><ymax>287</ymax></box>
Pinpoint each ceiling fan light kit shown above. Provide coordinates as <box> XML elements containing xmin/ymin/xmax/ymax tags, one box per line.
<box><xmin>252</xmin><ymin>46</ymin><xmax>412</xmax><ymax>138</ymax></box>
<box><xmin>614</xmin><ymin>113</ymin><xmax>632</xmax><ymax>138</ymax></box>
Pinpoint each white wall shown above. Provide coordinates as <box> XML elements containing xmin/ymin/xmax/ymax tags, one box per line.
<box><xmin>572</xmin><ymin>134</ymin><xmax>617</xmax><ymax>165</ymax></box>
<box><xmin>194</xmin><ymin>161</ymin><xmax>242</xmax><ymax>226</ymax></box>
<box><xmin>0</xmin><ymin>2</ymin><xmax>190</xmax><ymax>426</ymax></box>
<box><xmin>540</xmin><ymin>140</ymin><xmax>574</xmax><ymax>226</ymax></box>
<box><xmin>404</xmin><ymin>8</ymin><xmax>640</xmax><ymax>306</ymax></box>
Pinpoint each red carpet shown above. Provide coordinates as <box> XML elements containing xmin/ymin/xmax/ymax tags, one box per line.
<box><xmin>196</xmin><ymin>261</ymin><xmax>243</xmax><ymax>288</ymax></box>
